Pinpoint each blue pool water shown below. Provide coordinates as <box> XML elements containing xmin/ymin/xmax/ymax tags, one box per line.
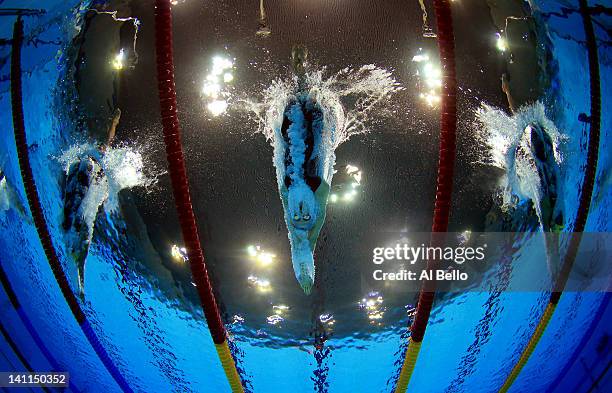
<box><xmin>0</xmin><ymin>0</ymin><xmax>610</xmax><ymax>392</ymax></box>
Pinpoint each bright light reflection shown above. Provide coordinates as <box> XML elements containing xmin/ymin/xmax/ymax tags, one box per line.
<box><xmin>412</xmin><ymin>54</ymin><xmax>429</xmax><ymax>63</ymax></box>
<box><xmin>202</xmin><ymin>82</ymin><xmax>221</xmax><ymax>98</ymax></box>
<box><xmin>213</xmin><ymin>56</ymin><xmax>233</xmax><ymax>71</ymax></box>
<box><xmin>319</xmin><ymin>313</ymin><xmax>335</xmax><ymax>325</ymax></box>
<box><xmin>203</xmin><ymin>55</ymin><xmax>234</xmax><ymax>116</ymax></box>
<box><xmin>171</xmin><ymin>244</ymin><xmax>188</xmax><ymax>262</ymax></box>
<box><xmin>420</xmin><ymin>91</ymin><xmax>441</xmax><ymax>107</ymax></box>
<box><xmin>273</xmin><ymin>305</ymin><xmax>290</xmax><ymax>315</ymax></box>
<box><xmin>359</xmin><ymin>291</ymin><xmax>386</xmax><ymax>325</ymax></box>
<box><xmin>458</xmin><ymin>229</ymin><xmax>472</xmax><ymax>245</ymax></box>
<box><xmin>346</xmin><ymin>164</ymin><xmax>362</xmax><ymax>184</ymax></box>
<box><xmin>248</xmin><ymin>275</ymin><xmax>272</xmax><ymax>292</ymax></box>
<box><xmin>112</xmin><ymin>49</ymin><xmax>125</xmax><ymax>70</ymax></box>
<box><xmin>267</xmin><ymin>315</ymin><xmax>284</xmax><ymax>325</ymax></box>
<box><xmin>413</xmin><ymin>51</ymin><xmax>442</xmax><ymax>108</ymax></box>
<box><xmin>496</xmin><ymin>34</ymin><xmax>508</xmax><ymax>51</ymax></box>
<box><xmin>331</xmin><ymin>165</ymin><xmax>363</xmax><ymax>204</ymax></box>
<box><xmin>207</xmin><ymin>100</ymin><xmax>228</xmax><ymax>116</ymax></box>
<box><xmin>246</xmin><ymin>244</ymin><xmax>276</xmax><ymax>267</ymax></box>
<box><xmin>247</xmin><ymin>245</ymin><xmax>258</xmax><ymax>257</ymax></box>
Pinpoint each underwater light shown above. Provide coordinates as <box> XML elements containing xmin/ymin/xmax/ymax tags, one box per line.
<box><xmin>207</xmin><ymin>100</ymin><xmax>228</xmax><ymax>116</ymax></box>
<box><xmin>257</xmin><ymin>252</ymin><xmax>275</xmax><ymax>266</ymax></box>
<box><xmin>246</xmin><ymin>245</ymin><xmax>276</xmax><ymax>266</ymax></box>
<box><xmin>496</xmin><ymin>34</ymin><xmax>508</xmax><ymax>52</ymax></box>
<box><xmin>423</xmin><ymin>63</ymin><xmax>442</xmax><ymax>87</ymax></box>
<box><xmin>330</xmin><ymin>194</ymin><xmax>338</xmax><ymax>203</ymax></box>
<box><xmin>212</xmin><ymin>56</ymin><xmax>233</xmax><ymax>72</ymax></box>
<box><xmin>420</xmin><ymin>90</ymin><xmax>441</xmax><ymax>107</ymax></box>
<box><xmin>112</xmin><ymin>49</ymin><xmax>125</xmax><ymax>70</ymax></box>
<box><xmin>247</xmin><ymin>245</ymin><xmax>258</xmax><ymax>257</ymax></box>
<box><xmin>170</xmin><ymin>244</ymin><xmax>188</xmax><ymax>262</ymax></box>
<box><xmin>203</xmin><ymin>54</ymin><xmax>234</xmax><ymax>116</ymax></box>
<box><xmin>414</xmin><ymin>57</ymin><xmax>442</xmax><ymax>108</ymax></box>
<box><xmin>202</xmin><ymin>82</ymin><xmax>221</xmax><ymax>98</ymax></box>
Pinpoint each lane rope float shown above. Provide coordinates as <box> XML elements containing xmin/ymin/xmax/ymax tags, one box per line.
<box><xmin>153</xmin><ymin>1</ymin><xmax>244</xmax><ymax>392</ymax></box>
<box><xmin>497</xmin><ymin>0</ymin><xmax>602</xmax><ymax>391</ymax></box>
<box><xmin>394</xmin><ymin>0</ymin><xmax>458</xmax><ymax>391</ymax></box>
<box><xmin>10</xmin><ymin>16</ymin><xmax>133</xmax><ymax>393</ymax></box>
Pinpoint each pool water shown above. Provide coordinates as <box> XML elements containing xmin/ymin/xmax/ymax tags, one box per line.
<box><xmin>0</xmin><ymin>1</ymin><xmax>610</xmax><ymax>392</ymax></box>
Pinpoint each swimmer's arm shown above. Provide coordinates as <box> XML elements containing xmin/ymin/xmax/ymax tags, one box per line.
<box><xmin>501</xmin><ymin>74</ymin><xmax>516</xmax><ymax>114</ymax></box>
<box><xmin>308</xmin><ymin>181</ymin><xmax>330</xmax><ymax>249</ymax></box>
<box><xmin>103</xmin><ymin>108</ymin><xmax>122</xmax><ymax>151</ymax></box>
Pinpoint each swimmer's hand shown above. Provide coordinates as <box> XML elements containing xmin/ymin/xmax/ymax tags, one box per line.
<box><xmin>501</xmin><ymin>73</ymin><xmax>510</xmax><ymax>94</ymax></box>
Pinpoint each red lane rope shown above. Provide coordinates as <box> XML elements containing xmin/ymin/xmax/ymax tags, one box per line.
<box><xmin>153</xmin><ymin>0</ymin><xmax>226</xmax><ymax>345</ymax></box>
<box><xmin>10</xmin><ymin>17</ymin><xmax>83</xmax><ymax>324</ymax></box>
<box><xmin>11</xmin><ymin>17</ymin><xmax>133</xmax><ymax>393</ymax></box>
<box><xmin>409</xmin><ymin>0</ymin><xmax>457</xmax><ymax>343</ymax></box>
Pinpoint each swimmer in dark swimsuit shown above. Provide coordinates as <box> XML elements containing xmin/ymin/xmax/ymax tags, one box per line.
<box><xmin>63</xmin><ymin>108</ymin><xmax>121</xmax><ymax>298</ymax></box>
<box><xmin>278</xmin><ymin>46</ymin><xmax>331</xmax><ymax>294</ymax></box>
<box><xmin>502</xmin><ymin>74</ymin><xmax>563</xmax><ymax>232</ymax></box>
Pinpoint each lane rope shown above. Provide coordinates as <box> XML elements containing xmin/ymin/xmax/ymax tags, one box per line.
<box><xmin>153</xmin><ymin>1</ymin><xmax>244</xmax><ymax>391</ymax></box>
<box><xmin>10</xmin><ymin>16</ymin><xmax>133</xmax><ymax>393</ymax></box>
<box><xmin>394</xmin><ymin>0</ymin><xmax>457</xmax><ymax>391</ymax></box>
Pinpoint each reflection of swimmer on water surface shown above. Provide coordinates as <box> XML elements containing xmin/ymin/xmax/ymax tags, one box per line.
<box><xmin>63</xmin><ymin>108</ymin><xmax>121</xmax><ymax>298</ymax></box>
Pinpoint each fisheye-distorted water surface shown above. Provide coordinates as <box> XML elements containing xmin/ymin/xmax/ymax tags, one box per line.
<box><xmin>0</xmin><ymin>0</ymin><xmax>610</xmax><ymax>392</ymax></box>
